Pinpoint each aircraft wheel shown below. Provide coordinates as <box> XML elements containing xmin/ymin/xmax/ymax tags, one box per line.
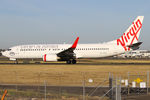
<box><xmin>72</xmin><ymin>60</ymin><xmax>77</xmax><ymax>64</ymax></box>
<box><xmin>66</xmin><ymin>60</ymin><xmax>71</xmax><ymax>64</ymax></box>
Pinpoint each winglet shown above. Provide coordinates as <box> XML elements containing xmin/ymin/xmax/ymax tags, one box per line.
<box><xmin>71</xmin><ymin>37</ymin><xmax>79</xmax><ymax>48</ymax></box>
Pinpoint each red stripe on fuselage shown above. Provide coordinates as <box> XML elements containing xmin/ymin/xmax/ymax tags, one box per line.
<box><xmin>44</xmin><ymin>54</ymin><xmax>46</xmax><ymax>62</ymax></box>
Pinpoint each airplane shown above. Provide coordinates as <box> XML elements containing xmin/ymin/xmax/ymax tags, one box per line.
<box><xmin>0</xmin><ymin>16</ymin><xmax>144</xmax><ymax>64</ymax></box>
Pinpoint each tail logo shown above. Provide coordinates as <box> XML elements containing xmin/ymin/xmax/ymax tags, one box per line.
<box><xmin>117</xmin><ymin>19</ymin><xmax>142</xmax><ymax>51</ymax></box>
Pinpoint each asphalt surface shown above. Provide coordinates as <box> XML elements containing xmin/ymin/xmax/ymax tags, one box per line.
<box><xmin>0</xmin><ymin>62</ymin><xmax>150</xmax><ymax>65</ymax></box>
<box><xmin>0</xmin><ymin>84</ymin><xmax>149</xmax><ymax>99</ymax></box>
<box><xmin>0</xmin><ymin>84</ymin><xmax>109</xmax><ymax>96</ymax></box>
<box><xmin>1</xmin><ymin>56</ymin><xmax>150</xmax><ymax>65</ymax></box>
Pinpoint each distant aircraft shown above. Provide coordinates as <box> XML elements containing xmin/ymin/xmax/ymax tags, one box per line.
<box><xmin>1</xmin><ymin>16</ymin><xmax>144</xmax><ymax>64</ymax></box>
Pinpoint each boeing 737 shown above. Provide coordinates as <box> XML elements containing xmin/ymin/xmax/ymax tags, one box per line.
<box><xmin>1</xmin><ymin>16</ymin><xmax>144</xmax><ymax>64</ymax></box>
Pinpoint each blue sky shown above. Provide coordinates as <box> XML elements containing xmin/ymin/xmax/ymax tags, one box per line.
<box><xmin>0</xmin><ymin>0</ymin><xmax>150</xmax><ymax>49</ymax></box>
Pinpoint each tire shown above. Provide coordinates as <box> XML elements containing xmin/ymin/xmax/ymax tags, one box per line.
<box><xmin>66</xmin><ymin>60</ymin><xmax>71</xmax><ymax>64</ymax></box>
<box><xmin>72</xmin><ymin>60</ymin><xmax>77</xmax><ymax>64</ymax></box>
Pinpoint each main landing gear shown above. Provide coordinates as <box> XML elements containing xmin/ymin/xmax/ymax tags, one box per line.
<box><xmin>66</xmin><ymin>59</ymin><xmax>77</xmax><ymax>64</ymax></box>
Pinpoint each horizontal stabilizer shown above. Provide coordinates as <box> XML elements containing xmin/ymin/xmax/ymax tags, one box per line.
<box><xmin>127</xmin><ymin>42</ymin><xmax>142</xmax><ymax>50</ymax></box>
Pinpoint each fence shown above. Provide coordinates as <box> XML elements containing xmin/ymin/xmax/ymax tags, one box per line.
<box><xmin>0</xmin><ymin>72</ymin><xmax>110</xmax><ymax>100</ymax></box>
<box><xmin>0</xmin><ymin>71</ymin><xmax>149</xmax><ymax>100</ymax></box>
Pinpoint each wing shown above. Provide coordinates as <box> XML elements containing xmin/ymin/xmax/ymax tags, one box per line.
<box><xmin>57</xmin><ymin>37</ymin><xmax>79</xmax><ymax>61</ymax></box>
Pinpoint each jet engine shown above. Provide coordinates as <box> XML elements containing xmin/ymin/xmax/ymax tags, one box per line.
<box><xmin>43</xmin><ymin>54</ymin><xmax>58</xmax><ymax>62</ymax></box>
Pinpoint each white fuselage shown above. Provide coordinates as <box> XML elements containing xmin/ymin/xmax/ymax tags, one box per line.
<box><xmin>2</xmin><ymin>40</ymin><xmax>125</xmax><ymax>60</ymax></box>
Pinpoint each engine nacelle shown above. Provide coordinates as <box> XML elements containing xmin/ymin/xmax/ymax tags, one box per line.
<box><xmin>43</xmin><ymin>54</ymin><xmax>58</xmax><ymax>62</ymax></box>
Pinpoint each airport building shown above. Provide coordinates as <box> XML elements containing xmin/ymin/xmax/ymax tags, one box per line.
<box><xmin>115</xmin><ymin>50</ymin><xmax>150</xmax><ymax>58</ymax></box>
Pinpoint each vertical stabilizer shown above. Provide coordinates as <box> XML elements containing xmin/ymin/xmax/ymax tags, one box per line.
<box><xmin>117</xmin><ymin>16</ymin><xmax>144</xmax><ymax>51</ymax></box>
